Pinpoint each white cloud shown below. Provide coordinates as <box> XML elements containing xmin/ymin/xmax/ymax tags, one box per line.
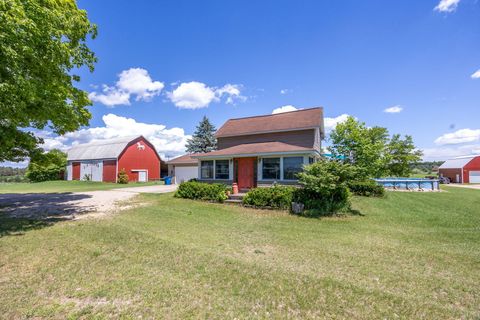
<box><xmin>422</xmin><ymin>144</ymin><xmax>480</xmax><ymax>161</ymax></box>
<box><xmin>168</xmin><ymin>82</ymin><xmax>245</xmax><ymax>109</ymax></box>
<box><xmin>471</xmin><ymin>69</ymin><xmax>480</xmax><ymax>79</ymax></box>
<box><xmin>89</xmin><ymin>68</ymin><xmax>164</xmax><ymax>107</ymax></box>
<box><xmin>272</xmin><ymin>105</ymin><xmax>298</xmax><ymax>114</ymax></box>
<box><xmin>384</xmin><ymin>105</ymin><xmax>403</xmax><ymax>113</ymax></box>
<box><xmin>434</xmin><ymin>128</ymin><xmax>480</xmax><ymax>145</ymax></box>
<box><xmin>38</xmin><ymin>114</ymin><xmax>190</xmax><ymax>159</ymax></box>
<box><xmin>280</xmin><ymin>89</ymin><xmax>291</xmax><ymax>95</ymax></box>
<box><xmin>434</xmin><ymin>0</ymin><xmax>460</xmax><ymax>12</ymax></box>
<box><xmin>324</xmin><ymin>114</ymin><xmax>350</xmax><ymax>133</ymax></box>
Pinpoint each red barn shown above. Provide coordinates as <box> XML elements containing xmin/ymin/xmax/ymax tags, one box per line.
<box><xmin>438</xmin><ymin>155</ymin><xmax>480</xmax><ymax>183</ymax></box>
<box><xmin>66</xmin><ymin>136</ymin><xmax>161</xmax><ymax>183</ymax></box>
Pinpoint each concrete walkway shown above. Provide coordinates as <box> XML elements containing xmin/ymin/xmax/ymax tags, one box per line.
<box><xmin>0</xmin><ymin>184</ymin><xmax>177</xmax><ymax>220</ymax></box>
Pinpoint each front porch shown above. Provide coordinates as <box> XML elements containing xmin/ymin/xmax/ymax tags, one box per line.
<box><xmin>195</xmin><ymin>153</ymin><xmax>317</xmax><ymax>192</ymax></box>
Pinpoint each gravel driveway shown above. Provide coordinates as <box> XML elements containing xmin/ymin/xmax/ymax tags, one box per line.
<box><xmin>0</xmin><ymin>184</ymin><xmax>177</xmax><ymax>220</ymax></box>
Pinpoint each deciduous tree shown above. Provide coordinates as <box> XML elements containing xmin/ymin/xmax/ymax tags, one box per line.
<box><xmin>0</xmin><ymin>0</ymin><xmax>97</xmax><ymax>161</ymax></box>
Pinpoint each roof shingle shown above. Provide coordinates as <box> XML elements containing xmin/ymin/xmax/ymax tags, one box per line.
<box><xmin>215</xmin><ymin>107</ymin><xmax>323</xmax><ymax>138</ymax></box>
<box><xmin>193</xmin><ymin>142</ymin><xmax>314</xmax><ymax>158</ymax></box>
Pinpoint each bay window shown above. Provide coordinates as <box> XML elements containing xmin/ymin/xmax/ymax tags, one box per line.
<box><xmin>262</xmin><ymin>158</ymin><xmax>280</xmax><ymax>180</ymax></box>
<box><xmin>215</xmin><ymin>160</ymin><xmax>230</xmax><ymax>179</ymax></box>
<box><xmin>283</xmin><ymin>157</ymin><xmax>304</xmax><ymax>180</ymax></box>
<box><xmin>200</xmin><ymin>160</ymin><xmax>214</xmax><ymax>179</ymax></box>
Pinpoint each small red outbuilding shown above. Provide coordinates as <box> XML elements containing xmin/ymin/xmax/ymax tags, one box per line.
<box><xmin>438</xmin><ymin>155</ymin><xmax>480</xmax><ymax>183</ymax></box>
<box><xmin>66</xmin><ymin>135</ymin><xmax>161</xmax><ymax>183</ymax></box>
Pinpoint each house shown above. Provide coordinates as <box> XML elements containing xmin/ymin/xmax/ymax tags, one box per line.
<box><xmin>166</xmin><ymin>154</ymin><xmax>199</xmax><ymax>184</ymax></box>
<box><xmin>438</xmin><ymin>155</ymin><xmax>480</xmax><ymax>183</ymax></box>
<box><xmin>193</xmin><ymin>107</ymin><xmax>324</xmax><ymax>189</ymax></box>
<box><xmin>66</xmin><ymin>135</ymin><xmax>161</xmax><ymax>182</ymax></box>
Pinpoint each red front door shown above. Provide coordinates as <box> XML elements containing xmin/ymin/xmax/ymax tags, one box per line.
<box><xmin>236</xmin><ymin>157</ymin><xmax>256</xmax><ymax>189</ymax></box>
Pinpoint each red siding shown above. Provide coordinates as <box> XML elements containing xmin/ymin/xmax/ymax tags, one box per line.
<box><xmin>117</xmin><ymin>137</ymin><xmax>161</xmax><ymax>182</ymax></box>
<box><xmin>463</xmin><ymin>156</ymin><xmax>480</xmax><ymax>183</ymax></box>
<box><xmin>103</xmin><ymin>160</ymin><xmax>117</xmax><ymax>183</ymax></box>
<box><xmin>72</xmin><ymin>162</ymin><xmax>80</xmax><ymax>180</ymax></box>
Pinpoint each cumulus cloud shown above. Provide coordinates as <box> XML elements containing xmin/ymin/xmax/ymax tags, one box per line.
<box><xmin>324</xmin><ymin>114</ymin><xmax>350</xmax><ymax>133</ymax></box>
<box><xmin>38</xmin><ymin>114</ymin><xmax>190</xmax><ymax>159</ymax></box>
<box><xmin>434</xmin><ymin>128</ymin><xmax>480</xmax><ymax>145</ymax></box>
<box><xmin>168</xmin><ymin>82</ymin><xmax>245</xmax><ymax>109</ymax></box>
<box><xmin>422</xmin><ymin>144</ymin><xmax>480</xmax><ymax>161</ymax></box>
<box><xmin>272</xmin><ymin>105</ymin><xmax>298</xmax><ymax>114</ymax></box>
<box><xmin>471</xmin><ymin>69</ymin><xmax>480</xmax><ymax>79</ymax></box>
<box><xmin>434</xmin><ymin>0</ymin><xmax>460</xmax><ymax>12</ymax></box>
<box><xmin>384</xmin><ymin>105</ymin><xmax>403</xmax><ymax>113</ymax></box>
<box><xmin>89</xmin><ymin>68</ymin><xmax>164</xmax><ymax>107</ymax></box>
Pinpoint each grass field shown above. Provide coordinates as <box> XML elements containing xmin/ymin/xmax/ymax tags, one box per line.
<box><xmin>1</xmin><ymin>187</ymin><xmax>479</xmax><ymax>318</ymax></box>
<box><xmin>0</xmin><ymin>180</ymin><xmax>163</xmax><ymax>194</ymax></box>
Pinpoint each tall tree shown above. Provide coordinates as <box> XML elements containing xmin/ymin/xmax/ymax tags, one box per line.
<box><xmin>329</xmin><ymin>117</ymin><xmax>389</xmax><ymax>178</ymax></box>
<box><xmin>386</xmin><ymin>134</ymin><xmax>423</xmax><ymax>177</ymax></box>
<box><xmin>185</xmin><ymin>116</ymin><xmax>217</xmax><ymax>153</ymax></box>
<box><xmin>0</xmin><ymin>0</ymin><xmax>97</xmax><ymax>162</ymax></box>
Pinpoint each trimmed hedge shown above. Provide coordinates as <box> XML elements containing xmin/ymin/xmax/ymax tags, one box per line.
<box><xmin>174</xmin><ymin>181</ymin><xmax>228</xmax><ymax>203</ymax></box>
<box><xmin>242</xmin><ymin>185</ymin><xmax>295</xmax><ymax>209</ymax></box>
<box><xmin>348</xmin><ymin>180</ymin><xmax>385</xmax><ymax>197</ymax></box>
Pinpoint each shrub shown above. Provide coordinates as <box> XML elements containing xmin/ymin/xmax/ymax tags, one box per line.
<box><xmin>25</xmin><ymin>163</ymin><xmax>64</xmax><ymax>182</ymax></box>
<box><xmin>117</xmin><ymin>168</ymin><xmax>129</xmax><ymax>184</ymax></box>
<box><xmin>242</xmin><ymin>185</ymin><xmax>295</xmax><ymax>209</ymax></box>
<box><xmin>348</xmin><ymin>180</ymin><xmax>385</xmax><ymax>197</ymax></box>
<box><xmin>175</xmin><ymin>181</ymin><xmax>228</xmax><ymax>203</ymax></box>
<box><xmin>293</xmin><ymin>160</ymin><xmax>354</xmax><ymax>217</ymax></box>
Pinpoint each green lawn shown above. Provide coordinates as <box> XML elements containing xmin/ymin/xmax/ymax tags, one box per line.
<box><xmin>0</xmin><ymin>188</ymin><xmax>479</xmax><ymax>318</ymax></box>
<box><xmin>0</xmin><ymin>180</ymin><xmax>162</xmax><ymax>194</ymax></box>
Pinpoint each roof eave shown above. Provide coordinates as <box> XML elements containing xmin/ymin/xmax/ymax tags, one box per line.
<box><xmin>192</xmin><ymin>150</ymin><xmax>319</xmax><ymax>159</ymax></box>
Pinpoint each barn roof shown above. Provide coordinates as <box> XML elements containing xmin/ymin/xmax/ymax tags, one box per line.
<box><xmin>439</xmin><ymin>155</ymin><xmax>477</xmax><ymax>169</ymax></box>
<box><xmin>215</xmin><ymin>107</ymin><xmax>324</xmax><ymax>138</ymax></box>
<box><xmin>67</xmin><ymin>135</ymin><xmax>142</xmax><ymax>161</ymax></box>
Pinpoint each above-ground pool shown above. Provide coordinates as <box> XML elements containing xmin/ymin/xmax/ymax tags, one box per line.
<box><xmin>374</xmin><ymin>178</ymin><xmax>440</xmax><ymax>191</ymax></box>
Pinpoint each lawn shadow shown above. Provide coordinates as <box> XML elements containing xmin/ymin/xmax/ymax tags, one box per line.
<box><xmin>0</xmin><ymin>192</ymin><xmax>94</xmax><ymax>237</ymax></box>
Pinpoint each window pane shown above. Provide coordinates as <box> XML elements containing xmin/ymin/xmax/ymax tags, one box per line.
<box><xmin>262</xmin><ymin>158</ymin><xmax>280</xmax><ymax>180</ymax></box>
<box><xmin>215</xmin><ymin>160</ymin><xmax>229</xmax><ymax>179</ymax></box>
<box><xmin>200</xmin><ymin>161</ymin><xmax>213</xmax><ymax>179</ymax></box>
<box><xmin>283</xmin><ymin>157</ymin><xmax>304</xmax><ymax>180</ymax></box>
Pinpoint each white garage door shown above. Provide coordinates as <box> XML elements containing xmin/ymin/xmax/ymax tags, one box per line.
<box><xmin>469</xmin><ymin>171</ymin><xmax>480</xmax><ymax>183</ymax></box>
<box><xmin>174</xmin><ymin>166</ymin><xmax>198</xmax><ymax>184</ymax></box>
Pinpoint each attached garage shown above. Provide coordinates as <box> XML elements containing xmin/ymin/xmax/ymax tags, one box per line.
<box><xmin>166</xmin><ymin>154</ymin><xmax>199</xmax><ymax>184</ymax></box>
<box><xmin>439</xmin><ymin>155</ymin><xmax>480</xmax><ymax>184</ymax></box>
<box><xmin>66</xmin><ymin>135</ymin><xmax>161</xmax><ymax>183</ymax></box>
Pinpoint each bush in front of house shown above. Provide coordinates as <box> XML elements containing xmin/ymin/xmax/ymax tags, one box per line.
<box><xmin>348</xmin><ymin>180</ymin><xmax>385</xmax><ymax>197</ymax></box>
<box><xmin>293</xmin><ymin>160</ymin><xmax>354</xmax><ymax>217</ymax></box>
<box><xmin>242</xmin><ymin>185</ymin><xmax>295</xmax><ymax>209</ymax></box>
<box><xmin>117</xmin><ymin>168</ymin><xmax>129</xmax><ymax>184</ymax></box>
<box><xmin>175</xmin><ymin>181</ymin><xmax>228</xmax><ymax>203</ymax></box>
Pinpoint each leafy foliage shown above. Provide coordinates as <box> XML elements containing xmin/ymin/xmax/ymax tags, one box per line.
<box><xmin>0</xmin><ymin>0</ymin><xmax>97</xmax><ymax>161</ymax></box>
<box><xmin>348</xmin><ymin>180</ymin><xmax>385</xmax><ymax>197</ymax></box>
<box><xmin>175</xmin><ymin>181</ymin><xmax>228</xmax><ymax>203</ymax></box>
<box><xmin>185</xmin><ymin>116</ymin><xmax>217</xmax><ymax>153</ymax></box>
<box><xmin>329</xmin><ymin>116</ymin><xmax>423</xmax><ymax>178</ymax></box>
<box><xmin>117</xmin><ymin>169</ymin><xmax>129</xmax><ymax>184</ymax></box>
<box><xmin>25</xmin><ymin>149</ymin><xmax>66</xmax><ymax>182</ymax></box>
<box><xmin>293</xmin><ymin>160</ymin><xmax>354</xmax><ymax>216</ymax></box>
<box><xmin>386</xmin><ymin>134</ymin><xmax>423</xmax><ymax>177</ymax></box>
<box><xmin>242</xmin><ymin>185</ymin><xmax>295</xmax><ymax>209</ymax></box>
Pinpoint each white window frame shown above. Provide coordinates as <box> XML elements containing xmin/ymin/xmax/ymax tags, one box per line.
<box><xmin>259</xmin><ymin>155</ymin><xmax>309</xmax><ymax>181</ymax></box>
<box><xmin>199</xmin><ymin>159</ymin><xmax>231</xmax><ymax>180</ymax></box>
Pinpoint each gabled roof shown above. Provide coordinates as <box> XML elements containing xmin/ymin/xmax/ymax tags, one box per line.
<box><xmin>215</xmin><ymin>107</ymin><xmax>324</xmax><ymax>138</ymax></box>
<box><xmin>439</xmin><ymin>155</ymin><xmax>478</xmax><ymax>169</ymax></box>
<box><xmin>67</xmin><ymin>135</ymin><xmax>143</xmax><ymax>161</ymax></box>
<box><xmin>166</xmin><ymin>154</ymin><xmax>199</xmax><ymax>165</ymax></box>
<box><xmin>193</xmin><ymin>142</ymin><xmax>316</xmax><ymax>158</ymax></box>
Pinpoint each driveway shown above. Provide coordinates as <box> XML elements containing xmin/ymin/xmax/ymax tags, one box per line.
<box><xmin>443</xmin><ymin>184</ymin><xmax>480</xmax><ymax>190</ymax></box>
<box><xmin>0</xmin><ymin>184</ymin><xmax>177</xmax><ymax>220</ymax></box>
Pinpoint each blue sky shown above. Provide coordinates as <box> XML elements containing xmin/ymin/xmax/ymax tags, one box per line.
<box><xmin>31</xmin><ymin>0</ymin><xmax>480</xmax><ymax>161</ymax></box>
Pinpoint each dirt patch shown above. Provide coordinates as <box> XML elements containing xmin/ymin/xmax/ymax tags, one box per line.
<box><xmin>0</xmin><ymin>191</ymin><xmax>138</xmax><ymax>220</ymax></box>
